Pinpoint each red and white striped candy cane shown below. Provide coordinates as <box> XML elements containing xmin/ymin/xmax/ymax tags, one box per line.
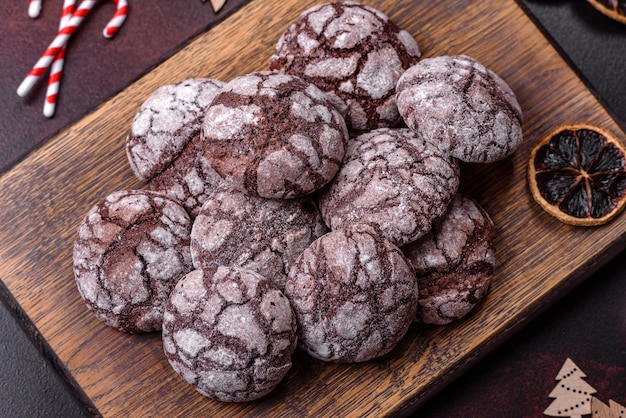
<box><xmin>102</xmin><ymin>0</ymin><xmax>128</xmax><ymax>38</ymax></box>
<box><xmin>17</xmin><ymin>0</ymin><xmax>97</xmax><ymax>98</ymax></box>
<box><xmin>28</xmin><ymin>0</ymin><xmax>42</xmax><ymax>18</ymax></box>
<box><xmin>43</xmin><ymin>0</ymin><xmax>76</xmax><ymax>117</ymax></box>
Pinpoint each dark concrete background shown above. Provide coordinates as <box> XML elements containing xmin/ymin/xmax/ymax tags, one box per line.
<box><xmin>0</xmin><ymin>1</ymin><xmax>624</xmax><ymax>416</ymax></box>
<box><xmin>0</xmin><ymin>0</ymin><xmax>248</xmax><ymax>175</ymax></box>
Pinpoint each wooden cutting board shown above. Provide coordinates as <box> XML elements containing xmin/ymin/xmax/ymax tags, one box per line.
<box><xmin>1</xmin><ymin>0</ymin><xmax>625</xmax><ymax>416</ymax></box>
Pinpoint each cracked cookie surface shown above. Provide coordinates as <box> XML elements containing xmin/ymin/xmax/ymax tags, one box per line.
<box><xmin>72</xmin><ymin>190</ymin><xmax>193</xmax><ymax>333</ymax></box>
<box><xmin>402</xmin><ymin>194</ymin><xmax>495</xmax><ymax>324</ymax></box>
<box><xmin>190</xmin><ymin>185</ymin><xmax>327</xmax><ymax>291</ymax></box>
<box><xmin>269</xmin><ymin>1</ymin><xmax>421</xmax><ymax>133</ymax></box>
<box><xmin>150</xmin><ymin>133</ymin><xmax>226</xmax><ymax>218</ymax></box>
<box><xmin>319</xmin><ymin>127</ymin><xmax>460</xmax><ymax>247</ymax></box>
<box><xmin>284</xmin><ymin>229</ymin><xmax>418</xmax><ymax>363</ymax></box>
<box><xmin>201</xmin><ymin>71</ymin><xmax>348</xmax><ymax>199</ymax></box>
<box><xmin>126</xmin><ymin>78</ymin><xmax>225</xmax><ymax>183</ymax></box>
<box><xmin>162</xmin><ymin>266</ymin><xmax>297</xmax><ymax>402</ymax></box>
<box><xmin>396</xmin><ymin>55</ymin><xmax>523</xmax><ymax>163</ymax></box>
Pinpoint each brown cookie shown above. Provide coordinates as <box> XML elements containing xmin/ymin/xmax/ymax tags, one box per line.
<box><xmin>190</xmin><ymin>185</ymin><xmax>328</xmax><ymax>291</ymax></box>
<box><xmin>72</xmin><ymin>190</ymin><xmax>193</xmax><ymax>333</ymax></box>
<box><xmin>126</xmin><ymin>78</ymin><xmax>225</xmax><ymax>182</ymax></box>
<box><xmin>269</xmin><ymin>1</ymin><xmax>421</xmax><ymax>133</ymax></box>
<box><xmin>401</xmin><ymin>194</ymin><xmax>495</xmax><ymax>325</ymax></box>
<box><xmin>162</xmin><ymin>266</ymin><xmax>297</xmax><ymax>402</ymax></box>
<box><xmin>150</xmin><ymin>133</ymin><xmax>226</xmax><ymax>218</ymax></box>
<box><xmin>284</xmin><ymin>229</ymin><xmax>418</xmax><ymax>363</ymax></box>
<box><xmin>396</xmin><ymin>55</ymin><xmax>523</xmax><ymax>163</ymax></box>
<box><xmin>319</xmin><ymin>127</ymin><xmax>460</xmax><ymax>247</ymax></box>
<box><xmin>201</xmin><ymin>71</ymin><xmax>348</xmax><ymax>199</ymax></box>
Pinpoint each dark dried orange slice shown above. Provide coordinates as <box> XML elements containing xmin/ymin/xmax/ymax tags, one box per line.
<box><xmin>586</xmin><ymin>0</ymin><xmax>626</xmax><ymax>24</ymax></box>
<box><xmin>528</xmin><ymin>123</ymin><xmax>626</xmax><ymax>226</ymax></box>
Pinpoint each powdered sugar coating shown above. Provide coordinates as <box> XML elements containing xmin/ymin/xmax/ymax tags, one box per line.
<box><xmin>396</xmin><ymin>55</ymin><xmax>523</xmax><ymax>163</ymax></box>
<box><xmin>201</xmin><ymin>71</ymin><xmax>348</xmax><ymax>199</ymax></box>
<box><xmin>319</xmin><ymin>128</ymin><xmax>460</xmax><ymax>247</ymax></box>
<box><xmin>190</xmin><ymin>185</ymin><xmax>327</xmax><ymax>291</ymax></box>
<box><xmin>72</xmin><ymin>190</ymin><xmax>193</xmax><ymax>333</ymax></box>
<box><xmin>127</xmin><ymin>78</ymin><xmax>225</xmax><ymax>182</ymax></box>
<box><xmin>150</xmin><ymin>134</ymin><xmax>226</xmax><ymax>218</ymax></box>
<box><xmin>401</xmin><ymin>194</ymin><xmax>495</xmax><ymax>324</ymax></box>
<box><xmin>162</xmin><ymin>266</ymin><xmax>297</xmax><ymax>402</ymax></box>
<box><xmin>269</xmin><ymin>1</ymin><xmax>421</xmax><ymax>133</ymax></box>
<box><xmin>284</xmin><ymin>229</ymin><xmax>418</xmax><ymax>363</ymax></box>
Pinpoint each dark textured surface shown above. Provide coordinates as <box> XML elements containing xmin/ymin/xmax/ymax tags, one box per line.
<box><xmin>0</xmin><ymin>288</ymin><xmax>89</xmax><ymax>418</ymax></box>
<box><xmin>519</xmin><ymin>0</ymin><xmax>626</xmax><ymax>129</ymax></box>
<box><xmin>0</xmin><ymin>0</ymin><xmax>248</xmax><ymax>175</ymax></box>
<box><xmin>0</xmin><ymin>0</ymin><xmax>625</xmax><ymax>416</ymax></box>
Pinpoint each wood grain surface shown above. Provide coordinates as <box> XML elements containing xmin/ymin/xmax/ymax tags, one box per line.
<box><xmin>1</xmin><ymin>0</ymin><xmax>625</xmax><ymax>416</ymax></box>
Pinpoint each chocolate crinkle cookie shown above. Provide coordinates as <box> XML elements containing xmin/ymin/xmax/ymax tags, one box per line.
<box><xmin>162</xmin><ymin>266</ymin><xmax>297</xmax><ymax>402</ymax></box>
<box><xmin>396</xmin><ymin>55</ymin><xmax>523</xmax><ymax>163</ymax></box>
<box><xmin>126</xmin><ymin>78</ymin><xmax>225</xmax><ymax>183</ymax></box>
<box><xmin>150</xmin><ymin>133</ymin><xmax>226</xmax><ymax>218</ymax></box>
<box><xmin>190</xmin><ymin>184</ymin><xmax>327</xmax><ymax>291</ymax></box>
<box><xmin>401</xmin><ymin>194</ymin><xmax>495</xmax><ymax>325</ymax></box>
<box><xmin>72</xmin><ymin>190</ymin><xmax>193</xmax><ymax>333</ymax></box>
<box><xmin>201</xmin><ymin>71</ymin><xmax>348</xmax><ymax>199</ymax></box>
<box><xmin>269</xmin><ymin>1</ymin><xmax>421</xmax><ymax>133</ymax></box>
<box><xmin>319</xmin><ymin>127</ymin><xmax>460</xmax><ymax>247</ymax></box>
<box><xmin>284</xmin><ymin>229</ymin><xmax>418</xmax><ymax>363</ymax></box>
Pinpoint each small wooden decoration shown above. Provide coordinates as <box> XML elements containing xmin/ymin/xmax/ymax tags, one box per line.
<box><xmin>544</xmin><ymin>358</ymin><xmax>597</xmax><ymax>418</ymax></box>
<box><xmin>591</xmin><ymin>397</ymin><xmax>626</xmax><ymax>418</ymax></box>
<box><xmin>210</xmin><ymin>0</ymin><xmax>226</xmax><ymax>13</ymax></box>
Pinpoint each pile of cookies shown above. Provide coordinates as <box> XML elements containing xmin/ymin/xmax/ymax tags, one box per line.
<box><xmin>72</xmin><ymin>1</ymin><xmax>522</xmax><ymax>403</ymax></box>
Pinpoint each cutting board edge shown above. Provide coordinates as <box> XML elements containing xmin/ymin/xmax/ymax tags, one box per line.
<box><xmin>392</xmin><ymin>230</ymin><xmax>626</xmax><ymax>416</ymax></box>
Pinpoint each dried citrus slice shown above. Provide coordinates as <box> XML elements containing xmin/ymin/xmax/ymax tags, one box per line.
<box><xmin>528</xmin><ymin>123</ymin><xmax>626</xmax><ymax>226</ymax></box>
<box><xmin>586</xmin><ymin>0</ymin><xmax>626</xmax><ymax>24</ymax></box>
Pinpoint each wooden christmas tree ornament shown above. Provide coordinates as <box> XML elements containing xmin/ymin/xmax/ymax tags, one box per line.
<box><xmin>544</xmin><ymin>358</ymin><xmax>597</xmax><ymax>418</ymax></box>
<box><xmin>591</xmin><ymin>397</ymin><xmax>626</xmax><ymax>418</ymax></box>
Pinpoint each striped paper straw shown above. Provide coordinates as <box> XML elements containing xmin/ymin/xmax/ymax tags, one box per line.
<box><xmin>60</xmin><ymin>0</ymin><xmax>76</xmax><ymax>25</ymax></box>
<box><xmin>102</xmin><ymin>0</ymin><xmax>128</xmax><ymax>38</ymax></box>
<box><xmin>17</xmin><ymin>0</ymin><xmax>97</xmax><ymax>98</ymax></box>
<box><xmin>43</xmin><ymin>0</ymin><xmax>76</xmax><ymax>117</ymax></box>
<box><xmin>28</xmin><ymin>0</ymin><xmax>42</xmax><ymax>18</ymax></box>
